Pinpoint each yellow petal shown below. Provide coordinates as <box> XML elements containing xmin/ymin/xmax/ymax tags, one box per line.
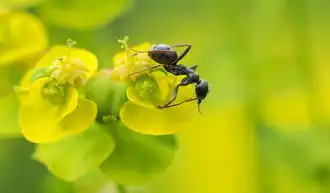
<box><xmin>120</xmin><ymin>101</ymin><xmax>197</xmax><ymax>135</ymax></box>
<box><xmin>153</xmin><ymin>72</ymin><xmax>172</xmax><ymax>101</ymax></box>
<box><xmin>36</xmin><ymin>45</ymin><xmax>98</xmax><ymax>78</ymax></box>
<box><xmin>126</xmin><ymin>72</ymin><xmax>195</xmax><ymax>109</ymax></box>
<box><xmin>19</xmin><ymin>78</ymin><xmax>79</xmax><ymax>143</ymax></box>
<box><xmin>20</xmin><ymin>106</ymin><xmax>61</xmax><ymax>143</ymax></box>
<box><xmin>126</xmin><ymin>85</ymin><xmax>155</xmax><ymax>109</ymax></box>
<box><xmin>126</xmin><ymin>73</ymin><xmax>165</xmax><ymax>109</ymax></box>
<box><xmin>112</xmin><ymin>52</ymin><xmax>128</xmax><ymax>68</ymax></box>
<box><xmin>59</xmin><ymin>98</ymin><xmax>97</xmax><ymax>135</ymax></box>
<box><xmin>20</xmin><ymin>77</ymin><xmax>78</xmax><ymax>118</ymax></box>
<box><xmin>110</xmin><ymin>65</ymin><xmax>129</xmax><ymax>81</ymax></box>
<box><xmin>134</xmin><ymin>42</ymin><xmax>152</xmax><ymax>50</ymax></box>
<box><xmin>0</xmin><ymin>12</ymin><xmax>47</xmax><ymax>66</ymax></box>
<box><xmin>112</xmin><ymin>42</ymin><xmax>153</xmax><ymax>68</ymax></box>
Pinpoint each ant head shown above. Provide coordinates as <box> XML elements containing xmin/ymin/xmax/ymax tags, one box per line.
<box><xmin>195</xmin><ymin>79</ymin><xmax>209</xmax><ymax>115</ymax></box>
<box><xmin>148</xmin><ymin>44</ymin><xmax>178</xmax><ymax>65</ymax></box>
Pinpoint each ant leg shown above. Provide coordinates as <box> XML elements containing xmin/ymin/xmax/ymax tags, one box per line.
<box><xmin>158</xmin><ymin>78</ymin><xmax>190</xmax><ymax>108</ymax></box>
<box><xmin>158</xmin><ymin>84</ymin><xmax>183</xmax><ymax>107</ymax></box>
<box><xmin>188</xmin><ymin>64</ymin><xmax>198</xmax><ymax>71</ymax></box>
<box><xmin>129</xmin><ymin>64</ymin><xmax>163</xmax><ymax>76</ymax></box>
<box><xmin>171</xmin><ymin>44</ymin><xmax>192</xmax><ymax>63</ymax></box>
<box><xmin>158</xmin><ymin>98</ymin><xmax>198</xmax><ymax>109</ymax></box>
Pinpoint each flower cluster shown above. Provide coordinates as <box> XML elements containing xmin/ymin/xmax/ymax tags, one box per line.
<box><xmin>0</xmin><ymin>0</ymin><xmax>198</xmax><ymax>189</ymax></box>
<box><xmin>1</xmin><ymin>37</ymin><xmax>190</xmax><ymax>185</ymax></box>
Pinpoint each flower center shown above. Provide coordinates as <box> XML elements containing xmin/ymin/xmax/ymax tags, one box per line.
<box><xmin>48</xmin><ymin>39</ymin><xmax>90</xmax><ymax>86</ymax></box>
<box><xmin>41</xmin><ymin>80</ymin><xmax>68</xmax><ymax>105</ymax></box>
<box><xmin>134</xmin><ymin>75</ymin><xmax>162</xmax><ymax>101</ymax></box>
<box><xmin>49</xmin><ymin>55</ymin><xmax>89</xmax><ymax>86</ymax></box>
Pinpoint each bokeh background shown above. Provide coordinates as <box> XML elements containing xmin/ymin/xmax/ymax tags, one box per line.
<box><xmin>2</xmin><ymin>0</ymin><xmax>330</xmax><ymax>193</ymax></box>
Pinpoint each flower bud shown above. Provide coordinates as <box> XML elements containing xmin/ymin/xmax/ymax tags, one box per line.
<box><xmin>85</xmin><ymin>72</ymin><xmax>128</xmax><ymax>124</ymax></box>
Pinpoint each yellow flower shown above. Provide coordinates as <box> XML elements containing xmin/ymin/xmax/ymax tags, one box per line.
<box><xmin>0</xmin><ymin>10</ymin><xmax>47</xmax><ymax>137</ymax></box>
<box><xmin>111</xmin><ymin>37</ymin><xmax>198</xmax><ymax>135</ymax></box>
<box><xmin>0</xmin><ymin>11</ymin><xmax>47</xmax><ymax>67</ymax></box>
<box><xmin>0</xmin><ymin>10</ymin><xmax>47</xmax><ymax>97</ymax></box>
<box><xmin>16</xmin><ymin>41</ymin><xmax>98</xmax><ymax>143</ymax></box>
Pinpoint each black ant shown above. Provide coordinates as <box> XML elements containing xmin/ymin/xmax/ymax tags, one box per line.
<box><xmin>128</xmin><ymin>44</ymin><xmax>209</xmax><ymax>114</ymax></box>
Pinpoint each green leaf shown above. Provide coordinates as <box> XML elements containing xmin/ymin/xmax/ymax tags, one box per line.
<box><xmin>0</xmin><ymin>66</ymin><xmax>14</xmax><ymax>98</ymax></box>
<box><xmin>30</xmin><ymin>67</ymin><xmax>51</xmax><ymax>82</ymax></box>
<box><xmin>0</xmin><ymin>62</ymin><xmax>26</xmax><ymax>97</ymax></box>
<box><xmin>36</xmin><ymin>0</ymin><xmax>132</xmax><ymax>30</ymax></box>
<box><xmin>101</xmin><ymin>123</ymin><xmax>178</xmax><ymax>185</ymax></box>
<box><xmin>0</xmin><ymin>94</ymin><xmax>21</xmax><ymax>138</ymax></box>
<box><xmin>0</xmin><ymin>0</ymin><xmax>47</xmax><ymax>8</ymax></box>
<box><xmin>73</xmin><ymin>169</ymin><xmax>107</xmax><ymax>193</ymax></box>
<box><xmin>258</xmin><ymin>127</ymin><xmax>330</xmax><ymax>183</ymax></box>
<box><xmin>33</xmin><ymin>123</ymin><xmax>115</xmax><ymax>182</ymax></box>
<box><xmin>42</xmin><ymin>174</ymin><xmax>74</xmax><ymax>193</ymax></box>
<box><xmin>85</xmin><ymin>74</ymin><xmax>128</xmax><ymax>124</ymax></box>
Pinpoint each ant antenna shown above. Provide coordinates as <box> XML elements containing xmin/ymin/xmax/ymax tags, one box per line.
<box><xmin>197</xmin><ymin>102</ymin><xmax>203</xmax><ymax>115</ymax></box>
<box><xmin>198</xmin><ymin>105</ymin><xmax>203</xmax><ymax>115</ymax></box>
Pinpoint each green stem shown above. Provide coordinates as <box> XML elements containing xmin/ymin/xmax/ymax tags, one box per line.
<box><xmin>116</xmin><ymin>183</ymin><xmax>127</xmax><ymax>193</ymax></box>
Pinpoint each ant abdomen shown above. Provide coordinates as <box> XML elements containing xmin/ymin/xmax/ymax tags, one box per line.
<box><xmin>148</xmin><ymin>44</ymin><xmax>178</xmax><ymax>65</ymax></box>
<box><xmin>196</xmin><ymin>79</ymin><xmax>209</xmax><ymax>101</ymax></box>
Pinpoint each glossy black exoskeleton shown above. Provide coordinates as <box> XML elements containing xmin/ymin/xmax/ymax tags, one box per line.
<box><xmin>130</xmin><ymin>44</ymin><xmax>209</xmax><ymax>114</ymax></box>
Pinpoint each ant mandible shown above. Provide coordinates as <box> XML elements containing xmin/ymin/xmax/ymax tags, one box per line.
<box><xmin>129</xmin><ymin>44</ymin><xmax>209</xmax><ymax>114</ymax></box>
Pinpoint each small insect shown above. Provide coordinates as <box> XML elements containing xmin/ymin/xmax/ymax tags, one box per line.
<box><xmin>129</xmin><ymin>44</ymin><xmax>209</xmax><ymax>114</ymax></box>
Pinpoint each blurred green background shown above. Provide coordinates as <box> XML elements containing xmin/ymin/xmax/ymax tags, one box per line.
<box><xmin>2</xmin><ymin>0</ymin><xmax>330</xmax><ymax>193</ymax></box>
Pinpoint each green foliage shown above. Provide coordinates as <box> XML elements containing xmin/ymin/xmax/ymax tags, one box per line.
<box><xmin>101</xmin><ymin>123</ymin><xmax>178</xmax><ymax>185</ymax></box>
<box><xmin>33</xmin><ymin>123</ymin><xmax>115</xmax><ymax>181</ymax></box>
<box><xmin>73</xmin><ymin>169</ymin><xmax>108</xmax><ymax>193</ymax></box>
<box><xmin>0</xmin><ymin>66</ymin><xmax>14</xmax><ymax>97</ymax></box>
<box><xmin>0</xmin><ymin>0</ymin><xmax>47</xmax><ymax>8</ymax></box>
<box><xmin>0</xmin><ymin>94</ymin><xmax>21</xmax><ymax>137</ymax></box>
<box><xmin>258</xmin><ymin>127</ymin><xmax>330</xmax><ymax>191</ymax></box>
<box><xmin>42</xmin><ymin>175</ymin><xmax>74</xmax><ymax>193</ymax></box>
<box><xmin>30</xmin><ymin>67</ymin><xmax>51</xmax><ymax>82</ymax></box>
<box><xmin>35</xmin><ymin>0</ymin><xmax>132</xmax><ymax>30</ymax></box>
